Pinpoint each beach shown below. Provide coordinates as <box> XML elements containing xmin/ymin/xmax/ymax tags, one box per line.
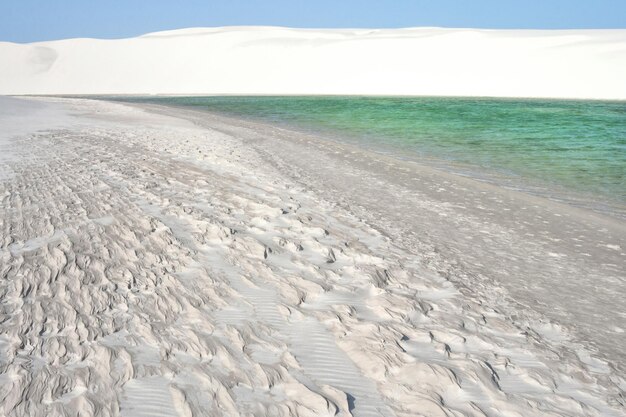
<box><xmin>0</xmin><ymin>96</ymin><xmax>624</xmax><ymax>416</ymax></box>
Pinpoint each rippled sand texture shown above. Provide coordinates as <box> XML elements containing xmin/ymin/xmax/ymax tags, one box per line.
<box><xmin>0</xmin><ymin>97</ymin><xmax>624</xmax><ymax>417</ymax></box>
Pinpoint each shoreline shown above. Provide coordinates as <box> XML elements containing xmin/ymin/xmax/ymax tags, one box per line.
<box><xmin>127</xmin><ymin>99</ymin><xmax>626</xmax><ymax>365</ymax></box>
<box><xmin>15</xmin><ymin>93</ymin><xmax>626</xmax><ymax>103</ymax></box>
<box><xmin>103</xmin><ymin>96</ymin><xmax>626</xmax><ymax>221</ymax></box>
<box><xmin>131</xmin><ymin>99</ymin><xmax>626</xmax><ymax>226</ymax></box>
<box><xmin>1</xmin><ymin>96</ymin><xmax>624</xmax><ymax>416</ymax></box>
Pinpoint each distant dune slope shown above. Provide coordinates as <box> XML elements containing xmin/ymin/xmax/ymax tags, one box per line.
<box><xmin>0</xmin><ymin>26</ymin><xmax>625</xmax><ymax>99</ymax></box>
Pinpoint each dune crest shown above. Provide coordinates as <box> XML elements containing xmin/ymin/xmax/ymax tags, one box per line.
<box><xmin>1</xmin><ymin>26</ymin><xmax>625</xmax><ymax>98</ymax></box>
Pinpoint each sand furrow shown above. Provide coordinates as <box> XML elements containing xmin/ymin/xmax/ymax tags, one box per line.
<box><xmin>0</xmin><ymin>96</ymin><xmax>623</xmax><ymax>417</ymax></box>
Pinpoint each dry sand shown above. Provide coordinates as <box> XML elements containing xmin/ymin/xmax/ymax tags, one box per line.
<box><xmin>0</xmin><ymin>96</ymin><xmax>625</xmax><ymax>417</ymax></box>
<box><xmin>1</xmin><ymin>27</ymin><xmax>626</xmax><ymax>99</ymax></box>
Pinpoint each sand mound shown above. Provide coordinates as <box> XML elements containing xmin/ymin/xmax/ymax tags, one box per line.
<box><xmin>1</xmin><ymin>26</ymin><xmax>625</xmax><ymax>98</ymax></box>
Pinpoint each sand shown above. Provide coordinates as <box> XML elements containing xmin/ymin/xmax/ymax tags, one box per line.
<box><xmin>0</xmin><ymin>96</ymin><xmax>624</xmax><ymax>416</ymax></box>
<box><xmin>1</xmin><ymin>26</ymin><xmax>626</xmax><ymax>99</ymax></box>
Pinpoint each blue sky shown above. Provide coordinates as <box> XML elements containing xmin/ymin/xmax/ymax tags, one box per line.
<box><xmin>1</xmin><ymin>0</ymin><xmax>625</xmax><ymax>43</ymax></box>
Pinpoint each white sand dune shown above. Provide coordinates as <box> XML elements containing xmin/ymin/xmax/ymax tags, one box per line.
<box><xmin>1</xmin><ymin>26</ymin><xmax>626</xmax><ymax>99</ymax></box>
<box><xmin>1</xmin><ymin>96</ymin><xmax>624</xmax><ymax>416</ymax></box>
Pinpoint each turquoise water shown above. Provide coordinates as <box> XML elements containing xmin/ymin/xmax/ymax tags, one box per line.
<box><xmin>113</xmin><ymin>96</ymin><xmax>626</xmax><ymax>211</ymax></box>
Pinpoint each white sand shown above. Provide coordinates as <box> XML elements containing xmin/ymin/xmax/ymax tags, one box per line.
<box><xmin>0</xmin><ymin>96</ymin><xmax>624</xmax><ymax>416</ymax></box>
<box><xmin>1</xmin><ymin>26</ymin><xmax>626</xmax><ymax>99</ymax></box>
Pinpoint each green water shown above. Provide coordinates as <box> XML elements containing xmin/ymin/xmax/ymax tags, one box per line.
<box><xmin>114</xmin><ymin>96</ymin><xmax>626</xmax><ymax>210</ymax></box>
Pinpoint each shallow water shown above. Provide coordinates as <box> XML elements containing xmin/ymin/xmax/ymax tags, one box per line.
<box><xmin>109</xmin><ymin>96</ymin><xmax>626</xmax><ymax>215</ymax></box>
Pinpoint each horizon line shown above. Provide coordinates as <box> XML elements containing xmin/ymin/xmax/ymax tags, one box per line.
<box><xmin>4</xmin><ymin>24</ymin><xmax>626</xmax><ymax>44</ymax></box>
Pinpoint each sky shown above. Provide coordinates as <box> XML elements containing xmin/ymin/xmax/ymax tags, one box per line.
<box><xmin>1</xmin><ymin>0</ymin><xmax>625</xmax><ymax>43</ymax></box>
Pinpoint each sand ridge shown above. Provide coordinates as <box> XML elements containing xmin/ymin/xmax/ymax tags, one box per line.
<box><xmin>0</xmin><ymin>97</ymin><xmax>624</xmax><ymax>416</ymax></box>
<box><xmin>1</xmin><ymin>26</ymin><xmax>626</xmax><ymax>99</ymax></box>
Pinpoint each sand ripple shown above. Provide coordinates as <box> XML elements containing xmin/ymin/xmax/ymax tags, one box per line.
<box><xmin>0</xmin><ymin>98</ymin><xmax>623</xmax><ymax>416</ymax></box>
